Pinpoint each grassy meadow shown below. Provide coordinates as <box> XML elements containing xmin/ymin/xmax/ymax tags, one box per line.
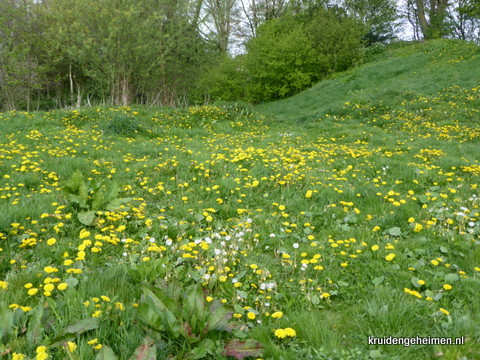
<box><xmin>1</xmin><ymin>40</ymin><xmax>480</xmax><ymax>360</ymax></box>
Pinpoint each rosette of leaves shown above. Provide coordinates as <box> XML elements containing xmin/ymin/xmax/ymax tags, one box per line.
<box><xmin>137</xmin><ymin>282</ymin><xmax>264</xmax><ymax>358</ymax></box>
<box><xmin>62</xmin><ymin>170</ymin><xmax>131</xmax><ymax>226</ymax></box>
<box><xmin>138</xmin><ymin>283</ymin><xmax>233</xmax><ymax>343</ymax></box>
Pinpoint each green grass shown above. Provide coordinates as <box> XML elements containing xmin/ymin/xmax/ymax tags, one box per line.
<box><xmin>257</xmin><ymin>39</ymin><xmax>480</xmax><ymax>124</ymax></box>
<box><xmin>1</xmin><ymin>40</ymin><xmax>480</xmax><ymax>359</ymax></box>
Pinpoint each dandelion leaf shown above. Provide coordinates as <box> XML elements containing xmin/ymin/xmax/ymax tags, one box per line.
<box><xmin>96</xmin><ymin>345</ymin><xmax>118</xmax><ymax>360</ymax></box>
<box><xmin>78</xmin><ymin>210</ymin><xmax>96</xmax><ymax>226</ymax></box>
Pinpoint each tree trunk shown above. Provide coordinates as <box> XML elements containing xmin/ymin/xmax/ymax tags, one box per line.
<box><xmin>416</xmin><ymin>0</ymin><xmax>449</xmax><ymax>39</ymax></box>
<box><xmin>416</xmin><ymin>0</ymin><xmax>430</xmax><ymax>38</ymax></box>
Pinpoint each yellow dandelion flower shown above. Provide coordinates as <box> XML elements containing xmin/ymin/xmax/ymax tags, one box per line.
<box><xmin>271</xmin><ymin>311</ymin><xmax>283</xmax><ymax>319</ymax></box>
<box><xmin>274</xmin><ymin>328</ymin><xmax>287</xmax><ymax>338</ymax></box>
<box><xmin>57</xmin><ymin>283</ymin><xmax>68</xmax><ymax>291</ymax></box>
<box><xmin>439</xmin><ymin>308</ymin><xmax>450</xmax><ymax>316</ymax></box>
<box><xmin>284</xmin><ymin>328</ymin><xmax>296</xmax><ymax>337</ymax></box>
<box><xmin>43</xmin><ymin>266</ymin><xmax>58</xmax><ymax>273</ymax></box>
<box><xmin>385</xmin><ymin>253</ymin><xmax>396</xmax><ymax>261</ymax></box>
<box><xmin>87</xmin><ymin>339</ymin><xmax>98</xmax><ymax>345</ymax></box>
<box><xmin>28</xmin><ymin>288</ymin><xmax>39</xmax><ymax>296</ymax></box>
<box><xmin>66</xmin><ymin>341</ymin><xmax>77</xmax><ymax>352</ymax></box>
<box><xmin>413</xmin><ymin>223</ymin><xmax>423</xmax><ymax>232</ymax></box>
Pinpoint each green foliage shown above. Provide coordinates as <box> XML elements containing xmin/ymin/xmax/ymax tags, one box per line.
<box><xmin>244</xmin><ymin>16</ymin><xmax>321</xmax><ymax>102</ymax></box>
<box><xmin>342</xmin><ymin>0</ymin><xmax>399</xmax><ymax>45</ymax></box>
<box><xmin>36</xmin><ymin>0</ymin><xmax>214</xmax><ymax>107</ymax></box>
<box><xmin>205</xmin><ymin>9</ymin><xmax>365</xmax><ymax>103</ymax></box>
<box><xmin>62</xmin><ymin>170</ymin><xmax>131</xmax><ymax>225</ymax></box>
<box><xmin>95</xmin><ymin>345</ymin><xmax>119</xmax><ymax>360</ymax></box>
<box><xmin>137</xmin><ymin>282</ymin><xmax>245</xmax><ymax>358</ymax></box>
<box><xmin>195</xmin><ymin>55</ymin><xmax>248</xmax><ymax>102</ymax></box>
<box><xmin>138</xmin><ymin>283</ymin><xmax>233</xmax><ymax>343</ymax></box>
<box><xmin>306</xmin><ymin>8</ymin><xmax>365</xmax><ymax>73</ymax></box>
<box><xmin>257</xmin><ymin>39</ymin><xmax>480</xmax><ymax>122</ymax></box>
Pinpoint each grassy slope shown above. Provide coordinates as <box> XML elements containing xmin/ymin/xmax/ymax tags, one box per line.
<box><xmin>257</xmin><ymin>39</ymin><xmax>480</xmax><ymax>123</ymax></box>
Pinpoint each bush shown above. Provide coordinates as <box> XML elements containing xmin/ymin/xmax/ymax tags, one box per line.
<box><xmin>244</xmin><ymin>16</ymin><xmax>321</xmax><ymax>103</ymax></box>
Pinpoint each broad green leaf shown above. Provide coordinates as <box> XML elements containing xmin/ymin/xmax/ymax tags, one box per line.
<box><xmin>27</xmin><ymin>305</ymin><xmax>44</xmax><ymax>344</ymax></box>
<box><xmin>63</xmin><ymin>318</ymin><xmax>99</xmax><ymax>335</ymax></box>
<box><xmin>444</xmin><ymin>273</ymin><xmax>459</xmax><ymax>283</ymax></box>
<box><xmin>91</xmin><ymin>190</ymin><xmax>105</xmax><ymax>210</ymax></box>
<box><xmin>0</xmin><ymin>307</ymin><xmax>14</xmax><ymax>340</ymax></box>
<box><xmin>233</xmin><ymin>305</ymin><xmax>244</xmax><ymax>314</ymax></box>
<box><xmin>106</xmin><ymin>198</ymin><xmax>132</xmax><ymax>211</ymax></box>
<box><xmin>65</xmin><ymin>277</ymin><xmax>79</xmax><ymax>287</ymax></box>
<box><xmin>95</xmin><ymin>345</ymin><xmax>118</xmax><ymax>360</ymax></box>
<box><xmin>104</xmin><ymin>181</ymin><xmax>119</xmax><ymax>203</ymax></box>
<box><xmin>419</xmin><ymin>195</ymin><xmax>429</xmax><ymax>204</ymax></box>
<box><xmin>78</xmin><ymin>211</ymin><xmax>96</xmax><ymax>225</ymax></box>
<box><xmin>206</xmin><ymin>302</ymin><xmax>232</xmax><ymax>331</ymax></box>
<box><xmin>143</xmin><ymin>288</ymin><xmax>178</xmax><ymax>334</ymax></box>
<box><xmin>388</xmin><ymin>227</ymin><xmax>402</xmax><ymax>236</ymax></box>
<box><xmin>191</xmin><ymin>338</ymin><xmax>215</xmax><ymax>359</ymax></box>
<box><xmin>78</xmin><ymin>183</ymin><xmax>89</xmax><ymax>208</ymax></box>
<box><xmin>137</xmin><ymin>303</ymin><xmax>164</xmax><ymax>331</ymax></box>
<box><xmin>63</xmin><ymin>170</ymin><xmax>84</xmax><ymax>193</ymax></box>
<box><xmin>236</xmin><ymin>290</ymin><xmax>247</xmax><ymax>299</ymax></box>
<box><xmin>183</xmin><ymin>286</ymin><xmax>205</xmax><ymax>330</ymax></box>
<box><xmin>311</xmin><ymin>295</ymin><xmax>320</xmax><ymax>305</ymax></box>
<box><xmin>66</xmin><ymin>194</ymin><xmax>82</xmax><ymax>204</ymax></box>
<box><xmin>372</xmin><ymin>276</ymin><xmax>385</xmax><ymax>286</ymax></box>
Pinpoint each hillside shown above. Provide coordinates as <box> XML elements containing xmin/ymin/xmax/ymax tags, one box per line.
<box><xmin>257</xmin><ymin>39</ymin><xmax>480</xmax><ymax>124</ymax></box>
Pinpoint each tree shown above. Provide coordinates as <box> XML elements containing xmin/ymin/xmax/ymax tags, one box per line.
<box><xmin>240</xmin><ymin>9</ymin><xmax>364</xmax><ymax>103</ymax></box>
<box><xmin>243</xmin><ymin>16</ymin><xmax>320</xmax><ymax>102</ymax></box>
<box><xmin>306</xmin><ymin>7</ymin><xmax>365</xmax><ymax>72</ymax></box>
<box><xmin>341</xmin><ymin>0</ymin><xmax>399</xmax><ymax>44</ymax></box>
<box><xmin>41</xmin><ymin>0</ymin><xmax>211</xmax><ymax>107</ymax></box>
<box><xmin>0</xmin><ymin>0</ymin><xmax>47</xmax><ymax>111</ymax></box>
<box><xmin>204</xmin><ymin>0</ymin><xmax>238</xmax><ymax>53</ymax></box>
<box><xmin>415</xmin><ymin>0</ymin><xmax>450</xmax><ymax>39</ymax></box>
<box><xmin>448</xmin><ymin>0</ymin><xmax>480</xmax><ymax>40</ymax></box>
<box><xmin>238</xmin><ymin>0</ymin><xmax>289</xmax><ymax>39</ymax></box>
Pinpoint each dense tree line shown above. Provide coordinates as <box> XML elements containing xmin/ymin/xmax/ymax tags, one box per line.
<box><xmin>0</xmin><ymin>0</ymin><xmax>479</xmax><ymax>110</ymax></box>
